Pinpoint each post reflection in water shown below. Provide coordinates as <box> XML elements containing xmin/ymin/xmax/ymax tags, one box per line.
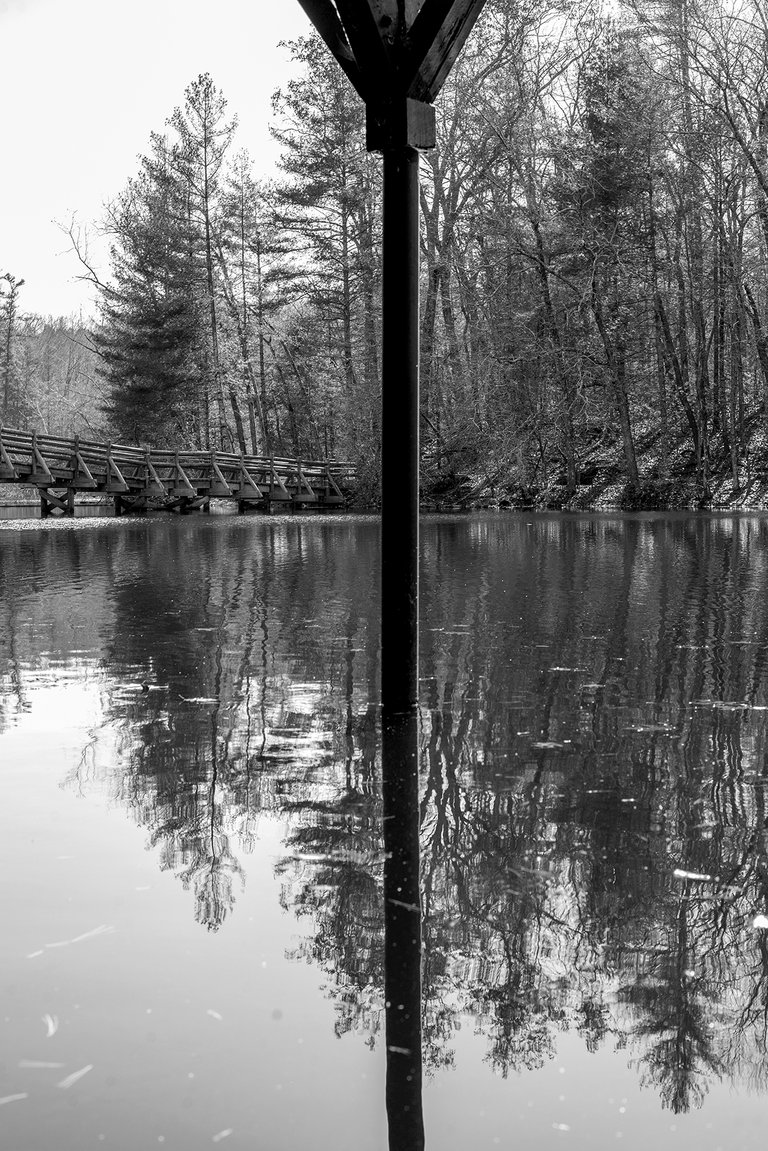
<box><xmin>382</xmin><ymin>709</ymin><xmax>424</xmax><ymax>1151</ymax></box>
<box><xmin>5</xmin><ymin>513</ymin><xmax>768</xmax><ymax>1146</ymax></box>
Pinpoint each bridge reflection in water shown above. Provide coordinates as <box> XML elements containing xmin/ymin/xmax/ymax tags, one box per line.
<box><xmin>0</xmin><ymin>425</ymin><xmax>354</xmax><ymax>515</ymax></box>
<box><xmin>4</xmin><ymin>514</ymin><xmax>768</xmax><ymax>1146</ymax></box>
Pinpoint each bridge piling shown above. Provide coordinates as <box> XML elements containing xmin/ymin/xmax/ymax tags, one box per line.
<box><xmin>40</xmin><ymin>487</ymin><xmax>75</xmax><ymax>518</ymax></box>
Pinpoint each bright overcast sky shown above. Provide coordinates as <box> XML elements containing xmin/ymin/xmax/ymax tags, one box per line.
<box><xmin>1</xmin><ymin>0</ymin><xmax>313</xmax><ymax>318</ymax></box>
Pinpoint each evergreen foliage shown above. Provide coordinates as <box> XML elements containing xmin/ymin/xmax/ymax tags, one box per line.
<box><xmin>0</xmin><ymin>273</ymin><xmax>26</xmax><ymax>426</ymax></box>
<box><xmin>93</xmin><ymin>149</ymin><xmax>201</xmax><ymax>445</ymax></box>
<box><xmin>270</xmin><ymin>36</ymin><xmax>382</xmax><ymax>465</ymax></box>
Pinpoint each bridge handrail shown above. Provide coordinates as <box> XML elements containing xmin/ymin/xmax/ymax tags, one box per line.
<box><xmin>0</xmin><ymin>426</ymin><xmax>354</xmax><ymax>477</ymax></box>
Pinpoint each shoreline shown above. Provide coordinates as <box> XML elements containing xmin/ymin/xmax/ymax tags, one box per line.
<box><xmin>6</xmin><ymin>498</ymin><xmax>768</xmax><ymax>516</ymax></box>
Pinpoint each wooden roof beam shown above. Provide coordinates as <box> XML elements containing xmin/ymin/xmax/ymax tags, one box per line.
<box><xmin>295</xmin><ymin>0</ymin><xmax>367</xmax><ymax>97</ymax></box>
<box><xmin>366</xmin><ymin>0</ymin><xmax>420</xmax><ymax>46</ymax></box>
<box><xmin>334</xmin><ymin>0</ymin><xmax>394</xmax><ymax>94</ymax></box>
<box><xmin>404</xmin><ymin>0</ymin><xmax>487</xmax><ymax>102</ymax></box>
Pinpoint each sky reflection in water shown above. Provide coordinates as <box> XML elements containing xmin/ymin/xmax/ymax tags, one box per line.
<box><xmin>2</xmin><ymin>511</ymin><xmax>768</xmax><ymax>1149</ymax></box>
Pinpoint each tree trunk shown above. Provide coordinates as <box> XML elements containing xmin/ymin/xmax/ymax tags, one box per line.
<box><xmin>340</xmin><ymin>195</ymin><xmax>356</xmax><ymax>401</ymax></box>
<box><xmin>742</xmin><ymin>282</ymin><xmax>768</xmax><ymax>404</ymax></box>
<box><xmin>729</xmin><ymin>305</ymin><xmax>742</xmax><ymax>484</ymax></box>
<box><xmin>204</xmin><ymin>201</ymin><xmax>229</xmax><ymax>448</ymax></box>
<box><xmin>591</xmin><ymin>277</ymin><xmax>639</xmax><ymax>491</ymax></box>
<box><xmin>213</xmin><ymin>231</ymin><xmax>266</xmax><ymax>453</ymax></box>
<box><xmin>228</xmin><ymin>385</ymin><xmax>247</xmax><ymax>453</ymax></box>
<box><xmin>655</xmin><ymin>292</ymin><xmax>700</xmax><ymax>452</ymax></box>
<box><xmin>531</xmin><ymin>216</ymin><xmax>577</xmax><ymax>495</ymax></box>
<box><xmin>255</xmin><ymin>234</ymin><xmax>271</xmax><ymax>453</ymax></box>
<box><xmin>419</xmin><ymin>182</ymin><xmax>441</xmax><ymax>430</ymax></box>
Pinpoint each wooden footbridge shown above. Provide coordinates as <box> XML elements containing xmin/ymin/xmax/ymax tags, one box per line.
<box><xmin>0</xmin><ymin>427</ymin><xmax>354</xmax><ymax>517</ymax></box>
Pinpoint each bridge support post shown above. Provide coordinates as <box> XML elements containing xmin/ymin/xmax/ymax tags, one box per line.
<box><xmin>115</xmin><ymin>493</ymin><xmax>147</xmax><ymax>517</ymax></box>
<box><xmin>39</xmin><ymin>488</ymin><xmax>75</xmax><ymax>518</ymax></box>
<box><xmin>378</xmin><ymin>130</ymin><xmax>424</xmax><ymax>1151</ymax></box>
<box><xmin>380</xmin><ymin>143</ymin><xmax>420</xmax><ymax>715</ymax></box>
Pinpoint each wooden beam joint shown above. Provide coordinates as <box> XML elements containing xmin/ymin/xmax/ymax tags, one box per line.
<box><xmin>366</xmin><ymin>97</ymin><xmax>436</xmax><ymax>151</ymax></box>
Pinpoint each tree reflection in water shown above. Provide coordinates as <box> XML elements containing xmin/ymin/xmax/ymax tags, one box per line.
<box><xmin>4</xmin><ymin>514</ymin><xmax>768</xmax><ymax>1115</ymax></box>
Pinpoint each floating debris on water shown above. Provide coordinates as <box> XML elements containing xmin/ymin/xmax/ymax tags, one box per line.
<box><xmin>753</xmin><ymin>915</ymin><xmax>768</xmax><ymax>930</ymax></box>
<box><xmin>41</xmin><ymin>925</ymin><xmax>115</xmax><ymax>950</ymax></box>
<box><xmin>69</xmin><ymin>925</ymin><xmax>115</xmax><ymax>944</ymax></box>
<box><xmin>42</xmin><ymin>1014</ymin><xmax>58</xmax><ymax>1038</ymax></box>
<box><xmin>207</xmin><ymin>1009</ymin><xmax>223</xmax><ymax>1021</ymax></box>
<box><xmin>0</xmin><ymin>1093</ymin><xmax>28</xmax><ymax>1106</ymax></box>
<box><xmin>673</xmin><ymin>868</ymin><xmax>712</xmax><ymax>881</ymax></box>
<box><xmin>57</xmin><ymin>1064</ymin><xmax>93</xmax><ymax>1089</ymax></box>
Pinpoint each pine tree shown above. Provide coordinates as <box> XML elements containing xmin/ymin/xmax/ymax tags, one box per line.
<box><xmin>216</xmin><ymin>153</ymin><xmax>289</xmax><ymax>453</ymax></box>
<box><xmin>555</xmin><ymin>20</ymin><xmax>657</xmax><ymax>492</ymax></box>
<box><xmin>168</xmin><ymin>74</ymin><xmax>241</xmax><ymax>449</ymax></box>
<box><xmin>94</xmin><ymin>146</ymin><xmax>201</xmax><ymax>445</ymax></box>
<box><xmin>271</xmin><ymin>37</ymin><xmax>382</xmax><ymax>463</ymax></box>
<box><xmin>1</xmin><ymin>273</ymin><xmax>25</xmax><ymax>425</ymax></box>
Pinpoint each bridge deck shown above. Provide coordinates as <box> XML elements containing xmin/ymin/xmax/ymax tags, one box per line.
<box><xmin>0</xmin><ymin>427</ymin><xmax>355</xmax><ymax>517</ymax></box>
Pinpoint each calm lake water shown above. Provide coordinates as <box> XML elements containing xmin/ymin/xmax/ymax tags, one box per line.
<box><xmin>2</xmin><ymin>511</ymin><xmax>768</xmax><ymax>1149</ymax></box>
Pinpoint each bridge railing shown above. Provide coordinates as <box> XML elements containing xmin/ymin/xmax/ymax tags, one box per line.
<box><xmin>0</xmin><ymin>425</ymin><xmax>356</xmax><ymax>516</ymax></box>
<box><xmin>0</xmin><ymin>427</ymin><xmax>354</xmax><ymax>475</ymax></box>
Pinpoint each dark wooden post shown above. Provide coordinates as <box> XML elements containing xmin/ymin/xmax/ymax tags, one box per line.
<box><xmin>381</xmin><ymin>705</ymin><xmax>423</xmax><ymax>1148</ymax></box>
<box><xmin>292</xmin><ymin>5</ymin><xmax>488</xmax><ymax>1148</ymax></box>
<box><xmin>293</xmin><ymin>0</ymin><xmax>488</xmax><ymax>669</ymax></box>
<box><xmin>380</xmin><ymin>143</ymin><xmax>421</xmax><ymax>713</ymax></box>
<box><xmin>373</xmin><ymin>100</ymin><xmax>435</xmax><ymax>1151</ymax></box>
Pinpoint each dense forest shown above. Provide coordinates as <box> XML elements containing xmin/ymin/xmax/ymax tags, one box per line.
<box><xmin>5</xmin><ymin>0</ymin><xmax>768</xmax><ymax>507</ymax></box>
